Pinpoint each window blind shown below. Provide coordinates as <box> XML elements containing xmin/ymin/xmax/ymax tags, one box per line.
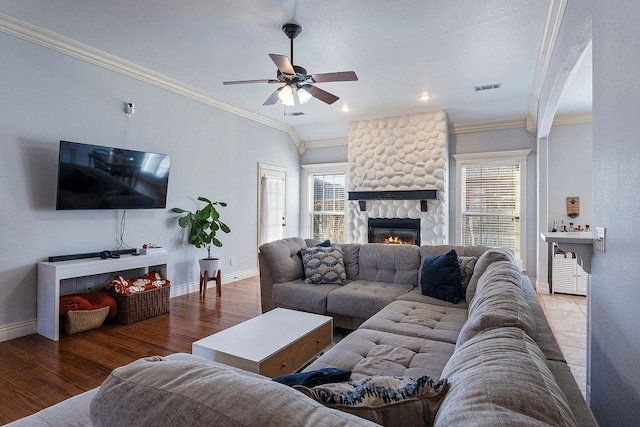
<box><xmin>310</xmin><ymin>172</ymin><xmax>345</xmax><ymax>242</ymax></box>
<box><xmin>461</xmin><ymin>163</ymin><xmax>520</xmax><ymax>258</ymax></box>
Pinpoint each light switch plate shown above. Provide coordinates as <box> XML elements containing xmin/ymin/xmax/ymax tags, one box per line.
<box><xmin>594</xmin><ymin>227</ymin><xmax>606</xmax><ymax>252</ymax></box>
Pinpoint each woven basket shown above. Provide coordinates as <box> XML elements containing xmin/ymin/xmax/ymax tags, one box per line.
<box><xmin>111</xmin><ymin>285</ymin><xmax>170</xmax><ymax>325</ymax></box>
<box><xmin>62</xmin><ymin>306</ymin><xmax>110</xmax><ymax>334</ymax></box>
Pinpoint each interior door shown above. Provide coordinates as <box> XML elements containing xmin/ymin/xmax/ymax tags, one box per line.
<box><xmin>258</xmin><ymin>164</ymin><xmax>286</xmax><ymax>246</ymax></box>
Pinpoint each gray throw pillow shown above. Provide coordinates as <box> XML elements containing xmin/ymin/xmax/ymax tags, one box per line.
<box><xmin>301</xmin><ymin>245</ymin><xmax>347</xmax><ymax>284</ymax></box>
<box><xmin>458</xmin><ymin>256</ymin><xmax>477</xmax><ymax>292</ymax></box>
<box><xmin>295</xmin><ymin>375</ymin><xmax>449</xmax><ymax>427</ymax></box>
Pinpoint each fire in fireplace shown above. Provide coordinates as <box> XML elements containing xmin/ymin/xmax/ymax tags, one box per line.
<box><xmin>368</xmin><ymin>218</ymin><xmax>421</xmax><ymax>246</ymax></box>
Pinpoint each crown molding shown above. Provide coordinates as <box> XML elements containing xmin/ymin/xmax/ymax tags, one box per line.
<box><xmin>303</xmin><ymin>137</ymin><xmax>348</xmax><ymax>149</ymax></box>
<box><xmin>552</xmin><ymin>112</ymin><xmax>592</xmax><ymax>126</ymax></box>
<box><xmin>450</xmin><ymin>118</ymin><xmax>526</xmax><ymax>135</ymax></box>
<box><xmin>0</xmin><ymin>12</ymin><xmax>305</xmax><ymax>154</ymax></box>
<box><xmin>527</xmin><ymin>0</ymin><xmax>568</xmax><ymax>135</ymax></box>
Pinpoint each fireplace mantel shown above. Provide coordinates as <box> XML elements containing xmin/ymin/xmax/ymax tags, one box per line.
<box><xmin>348</xmin><ymin>190</ymin><xmax>438</xmax><ymax>211</ymax></box>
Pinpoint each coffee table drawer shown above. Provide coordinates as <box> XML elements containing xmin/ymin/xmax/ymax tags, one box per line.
<box><xmin>299</xmin><ymin>321</ymin><xmax>332</xmax><ymax>361</ymax></box>
<box><xmin>260</xmin><ymin>322</ymin><xmax>332</xmax><ymax>378</ymax></box>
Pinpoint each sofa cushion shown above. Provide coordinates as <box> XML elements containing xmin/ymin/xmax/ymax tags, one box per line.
<box><xmin>90</xmin><ymin>356</ymin><xmax>378</xmax><ymax>427</ymax></box>
<box><xmin>359</xmin><ymin>300</ymin><xmax>467</xmax><ymax>344</ymax></box>
<box><xmin>420</xmin><ymin>249</ymin><xmax>462</xmax><ymax>304</ymax></box>
<box><xmin>259</xmin><ymin>237</ymin><xmax>307</xmax><ymax>283</ymax></box>
<box><xmin>520</xmin><ymin>274</ymin><xmax>566</xmax><ymax>362</ymax></box>
<box><xmin>295</xmin><ymin>375</ymin><xmax>449</xmax><ymax>427</ymax></box>
<box><xmin>435</xmin><ymin>327</ymin><xmax>577</xmax><ymax>427</ymax></box>
<box><xmin>419</xmin><ymin>244</ymin><xmax>489</xmax><ymax>263</ymax></box>
<box><xmin>326</xmin><ymin>280</ymin><xmax>414</xmax><ymax>319</ymax></box>
<box><xmin>396</xmin><ymin>287</ymin><xmax>469</xmax><ymax>309</ymax></box>
<box><xmin>337</xmin><ymin>243</ymin><xmax>360</xmax><ymax>280</ymax></box>
<box><xmin>358</xmin><ymin>243</ymin><xmax>420</xmax><ymax>285</ymax></box>
<box><xmin>301</xmin><ymin>246</ymin><xmax>347</xmax><ymax>284</ymax></box>
<box><xmin>457</xmin><ymin>274</ymin><xmax>536</xmax><ymax>347</ymax></box>
<box><xmin>304</xmin><ymin>328</ymin><xmax>456</xmax><ymax>381</ymax></box>
<box><xmin>272</xmin><ymin>280</ymin><xmax>342</xmax><ymax>314</ymax></box>
<box><xmin>465</xmin><ymin>247</ymin><xmax>515</xmax><ymax>304</ymax></box>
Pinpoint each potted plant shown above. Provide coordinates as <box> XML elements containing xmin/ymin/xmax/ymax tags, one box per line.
<box><xmin>171</xmin><ymin>197</ymin><xmax>231</xmax><ymax>278</ymax></box>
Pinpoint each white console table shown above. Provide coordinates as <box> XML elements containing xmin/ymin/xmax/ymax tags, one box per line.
<box><xmin>37</xmin><ymin>253</ymin><xmax>168</xmax><ymax>341</ymax></box>
<box><xmin>541</xmin><ymin>231</ymin><xmax>593</xmax><ymax>274</ymax></box>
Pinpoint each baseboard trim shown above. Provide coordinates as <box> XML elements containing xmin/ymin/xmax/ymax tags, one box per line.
<box><xmin>536</xmin><ymin>282</ymin><xmax>550</xmax><ymax>294</ymax></box>
<box><xmin>170</xmin><ymin>268</ymin><xmax>259</xmax><ymax>298</ymax></box>
<box><xmin>0</xmin><ymin>319</ymin><xmax>37</xmax><ymax>343</ymax></box>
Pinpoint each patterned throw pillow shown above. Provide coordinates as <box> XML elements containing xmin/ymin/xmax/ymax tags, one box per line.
<box><xmin>459</xmin><ymin>256</ymin><xmax>478</xmax><ymax>292</ymax></box>
<box><xmin>294</xmin><ymin>375</ymin><xmax>449</xmax><ymax>426</ymax></box>
<box><xmin>300</xmin><ymin>246</ymin><xmax>347</xmax><ymax>284</ymax></box>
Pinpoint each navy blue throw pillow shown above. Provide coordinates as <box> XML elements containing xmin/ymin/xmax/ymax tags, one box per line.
<box><xmin>420</xmin><ymin>249</ymin><xmax>462</xmax><ymax>303</ymax></box>
<box><xmin>272</xmin><ymin>367</ymin><xmax>351</xmax><ymax>388</ymax></box>
<box><xmin>316</xmin><ymin>239</ymin><xmax>332</xmax><ymax>247</ymax></box>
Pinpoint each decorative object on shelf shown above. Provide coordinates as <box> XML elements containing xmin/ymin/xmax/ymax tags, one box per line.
<box><xmin>171</xmin><ymin>197</ymin><xmax>231</xmax><ymax>280</ymax></box>
<box><xmin>566</xmin><ymin>197</ymin><xmax>580</xmax><ymax>218</ymax></box>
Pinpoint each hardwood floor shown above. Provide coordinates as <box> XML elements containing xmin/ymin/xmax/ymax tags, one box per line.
<box><xmin>0</xmin><ymin>277</ymin><xmax>261</xmax><ymax>424</ymax></box>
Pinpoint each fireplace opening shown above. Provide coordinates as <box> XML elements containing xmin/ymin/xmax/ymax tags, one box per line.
<box><xmin>368</xmin><ymin>218</ymin><xmax>420</xmax><ymax>246</ymax></box>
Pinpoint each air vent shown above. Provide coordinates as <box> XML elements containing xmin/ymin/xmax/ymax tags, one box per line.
<box><xmin>473</xmin><ymin>83</ymin><xmax>502</xmax><ymax>92</ymax></box>
<box><xmin>285</xmin><ymin>111</ymin><xmax>305</xmax><ymax>116</ymax></box>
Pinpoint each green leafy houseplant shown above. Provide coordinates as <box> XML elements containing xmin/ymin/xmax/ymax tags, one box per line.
<box><xmin>171</xmin><ymin>197</ymin><xmax>231</xmax><ymax>259</ymax></box>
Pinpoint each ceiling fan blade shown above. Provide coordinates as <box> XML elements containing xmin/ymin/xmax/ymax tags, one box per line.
<box><xmin>309</xmin><ymin>71</ymin><xmax>358</xmax><ymax>83</ymax></box>
<box><xmin>223</xmin><ymin>79</ymin><xmax>279</xmax><ymax>85</ymax></box>
<box><xmin>269</xmin><ymin>54</ymin><xmax>295</xmax><ymax>77</ymax></box>
<box><xmin>263</xmin><ymin>88</ymin><xmax>282</xmax><ymax>106</ymax></box>
<box><xmin>305</xmin><ymin>85</ymin><xmax>339</xmax><ymax>105</ymax></box>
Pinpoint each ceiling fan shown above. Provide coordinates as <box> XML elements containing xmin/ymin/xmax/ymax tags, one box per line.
<box><xmin>223</xmin><ymin>23</ymin><xmax>358</xmax><ymax>107</ymax></box>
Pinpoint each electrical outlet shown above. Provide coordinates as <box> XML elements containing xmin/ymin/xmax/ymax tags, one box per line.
<box><xmin>87</xmin><ymin>286</ymin><xmax>93</xmax><ymax>293</ymax></box>
<box><xmin>594</xmin><ymin>227</ymin><xmax>606</xmax><ymax>252</ymax></box>
<box><xmin>230</xmin><ymin>258</ymin><xmax>236</xmax><ymax>266</ymax></box>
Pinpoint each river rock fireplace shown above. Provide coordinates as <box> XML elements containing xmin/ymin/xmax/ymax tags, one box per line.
<box><xmin>368</xmin><ymin>218</ymin><xmax>421</xmax><ymax>246</ymax></box>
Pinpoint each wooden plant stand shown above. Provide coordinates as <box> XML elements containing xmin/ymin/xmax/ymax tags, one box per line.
<box><xmin>200</xmin><ymin>269</ymin><xmax>221</xmax><ymax>298</ymax></box>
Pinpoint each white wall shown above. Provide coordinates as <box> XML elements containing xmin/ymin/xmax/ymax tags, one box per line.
<box><xmin>590</xmin><ymin>2</ymin><xmax>640</xmax><ymax>423</ymax></box>
<box><xmin>449</xmin><ymin>127</ymin><xmax>538</xmax><ymax>275</ymax></box>
<box><xmin>548</xmin><ymin>122</ymin><xmax>593</xmax><ymax>230</ymax></box>
<box><xmin>0</xmin><ymin>33</ymin><xmax>300</xmax><ymax>336</ymax></box>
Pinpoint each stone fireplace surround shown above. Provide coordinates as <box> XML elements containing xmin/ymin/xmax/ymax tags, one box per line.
<box><xmin>347</xmin><ymin>111</ymin><xmax>448</xmax><ymax>245</ymax></box>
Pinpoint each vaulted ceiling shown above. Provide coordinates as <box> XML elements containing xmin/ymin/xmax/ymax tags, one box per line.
<box><xmin>0</xmin><ymin>0</ymin><xmax>591</xmax><ymax>143</ymax></box>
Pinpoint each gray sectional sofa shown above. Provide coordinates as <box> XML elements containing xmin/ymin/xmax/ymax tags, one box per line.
<box><xmin>258</xmin><ymin>237</ymin><xmax>596</xmax><ymax>426</ymax></box>
<box><xmin>10</xmin><ymin>238</ymin><xmax>595</xmax><ymax>426</ymax></box>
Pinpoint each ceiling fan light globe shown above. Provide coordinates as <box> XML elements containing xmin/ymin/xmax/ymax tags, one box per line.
<box><xmin>298</xmin><ymin>86</ymin><xmax>312</xmax><ymax>104</ymax></box>
<box><xmin>278</xmin><ymin>85</ymin><xmax>295</xmax><ymax>106</ymax></box>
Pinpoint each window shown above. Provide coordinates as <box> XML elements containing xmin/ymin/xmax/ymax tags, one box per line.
<box><xmin>302</xmin><ymin>163</ymin><xmax>347</xmax><ymax>242</ymax></box>
<box><xmin>453</xmin><ymin>150</ymin><xmax>530</xmax><ymax>265</ymax></box>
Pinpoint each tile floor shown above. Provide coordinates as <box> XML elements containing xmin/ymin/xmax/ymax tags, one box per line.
<box><xmin>539</xmin><ymin>292</ymin><xmax>587</xmax><ymax>398</ymax></box>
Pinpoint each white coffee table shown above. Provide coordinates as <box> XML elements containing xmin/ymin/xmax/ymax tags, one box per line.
<box><xmin>192</xmin><ymin>308</ymin><xmax>333</xmax><ymax>378</ymax></box>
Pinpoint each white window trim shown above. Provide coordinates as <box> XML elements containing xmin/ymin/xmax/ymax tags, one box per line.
<box><xmin>301</xmin><ymin>162</ymin><xmax>348</xmax><ymax>239</ymax></box>
<box><xmin>453</xmin><ymin>149</ymin><xmax>531</xmax><ymax>269</ymax></box>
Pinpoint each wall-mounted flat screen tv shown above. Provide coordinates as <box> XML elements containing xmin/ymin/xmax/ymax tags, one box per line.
<box><xmin>56</xmin><ymin>141</ymin><xmax>170</xmax><ymax>210</ymax></box>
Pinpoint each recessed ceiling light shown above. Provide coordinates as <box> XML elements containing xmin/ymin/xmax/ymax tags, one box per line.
<box><xmin>341</xmin><ymin>105</ymin><xmax>350</xmax><ymax>112</ymax></box>
<box><xmin>418</xmin><ymin>93</ymin><xmax>430</xmax><ymax>101</ymax></box>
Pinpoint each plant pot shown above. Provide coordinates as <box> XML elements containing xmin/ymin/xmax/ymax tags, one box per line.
<box><xmin>199</xmin><ymin>258</ymin><xmax>220</xmax><ymax>279</ymax></box>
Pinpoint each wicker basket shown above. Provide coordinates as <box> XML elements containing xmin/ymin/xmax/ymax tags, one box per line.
<box><xmin>111</xmin><ymin>285</ymin><xmax>170</xmax><ymax>325</ymax></box>
<box><xmin>62</xmin><ymin>306</ymin><xmax>110</xmax><ymax>334</ymax></box>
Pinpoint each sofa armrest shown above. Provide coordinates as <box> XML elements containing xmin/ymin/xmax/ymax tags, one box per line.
<box><xmin>258</xmin><ymin>251</ymin><xmax>277</xmax><ymax>312</ymax></box>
